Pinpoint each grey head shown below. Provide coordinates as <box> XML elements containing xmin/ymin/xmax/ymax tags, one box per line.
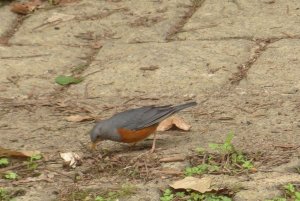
<box><xmin>90</xmin><ymin>120</ymin><xmax>121</xmax><ymax>144</ymax></box>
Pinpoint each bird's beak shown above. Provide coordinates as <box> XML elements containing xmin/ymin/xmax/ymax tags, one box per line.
<box><xmin>90</xmin><ymin>142</ymin><xmax>97</xmax><ymax>151</ymax></box>
<box><xmin>89</xmin><ymin>139</ymin><xmax>103</xmax><ymax>151</ymax></box>
<box><xmin>91</xmin><ymin>142</ymin><xmax>97</xmax><ymax>151</ymax></box>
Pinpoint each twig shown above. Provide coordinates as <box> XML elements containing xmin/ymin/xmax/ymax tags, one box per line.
<box><xmin>0</xmin><ymin>54</ymin><xmax>50</xmax><ymax>59</ymax></box>
<box><xmin>139</xmin><ymin>66</ymin><xmax>159</xmax><ymax>71</ymax></box>
<box><xmin>202</xmin><ymin>154</ymin><xmax>207</xmax><ymax>164</ymax></box>
<box><xmin>144</xmin><ymin>161</ymin><xmax>149</xmax><ymax>179</ymax></box>
<box><xmin>159</xmin><ymin>155</ymin><xmax>186</xmax><ymax>163</ymax></box>
<box><xmin>84</xmin><ymin>83</ymin><xmax>89</xmax><ymax>99</ymax></box>
<box><xmin>83</xmin><ymin>70</ymin><xmax>102</xmax><ymax>78</ymax></box>
<box><xmin>0</xmin><ymin>163</ymin><xmax>27</xmax><ymax>173</ymax></box>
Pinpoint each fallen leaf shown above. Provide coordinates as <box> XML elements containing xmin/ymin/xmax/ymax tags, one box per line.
<box><xmin>10</xmin><ymin>0</ymin><xmax>41</xmax><ymax>15</ymax></box>
<box><xmin>170</xmin><ymin>177</ymin><xmax>213</xmax><ymax>193</ymax></box>
<box><xmin>55</xmin><ymin>75</ymin><xmax>83</xmax><ymax>86</ymax></box>
<box><xmin>60</xmin><ymin>152</ymin><xmax>81</xmax><ymax>168</ymax></box>
<box><xmin>65</xmin><ymin>115</ymin><xmax>94</xmax><ymax>122</ymax></box>
<box><xmin>0</xmin><ymin>147</ymin><xmax>41</xmax><ymax>158</ymax></box>
<box><xmin>46</xmin><ymin>12</ymin><xmax>75</xmax><ymax>23</ymax></box>
<box><xmin>157</xmin><ymin>116</ymin><xmax>191</xmax><ymax>131</ymax></box>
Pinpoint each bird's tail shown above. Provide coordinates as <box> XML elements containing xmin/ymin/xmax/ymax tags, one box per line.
<box><xmin>173</xmin><ymin>101</ymin><xmax>197</xmax><ymax>112</ymax></box>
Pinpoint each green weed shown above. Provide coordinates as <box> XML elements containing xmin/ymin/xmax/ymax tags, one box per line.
<box><xmin>0</xmin><ymin>188</ymin><xmax>9</xmax><ymax>201</ymax></box>
<box><xmin>265</xmin><ymin>183</ymin><xmax>300</xmax><ymax>201</ymax></box>
<box><xmin>185</xmin><ymin>132</ymin><xmax>255</xmax><ymax>176</ymax></box>
<box><xmin>4</xmin><ymin>172</ymin><xmax>18</xmax><ymax>180</ymax></box>
<box><xmin>0</xmin><ymin>158</ymin><xmax>9</xmax><ymax>167</ymax></box>
<box><xmin>160</xmin><ymin>189</ymin><xmax>232</xmax><ymax>201</ymax></box>
<box><xmin>27</xmin><ymin>154</ymin><xmax>42</xmax><ymax>170</ymax></box>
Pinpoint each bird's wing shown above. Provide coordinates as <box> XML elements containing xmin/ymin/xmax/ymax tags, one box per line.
<box><xmin>109</xmin><ymin>102</ymin><xmax>197</xmax><ymax>131</ymax></box>
<box><xmin>109</xmin><ymin>105</ymin><xmax>175</xmax><ymax>130</ymax></box>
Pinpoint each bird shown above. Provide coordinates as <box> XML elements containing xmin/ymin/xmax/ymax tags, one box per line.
<box><xmin>90</xmin><ymin>101</ymin><xmax>197</xmax><ymax>153</ymax></box>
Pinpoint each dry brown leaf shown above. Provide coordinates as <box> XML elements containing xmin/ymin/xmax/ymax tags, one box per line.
<box><xmin>11</xmin><ymin>0</ymin><xmax>41</xmax><ymax>15</ymax></box>
<box><xmin>60</xmin><ymin>152</ymin><xmax>81</xmax><ymax>168</ymax></box>
<box><xmin>170</xmin><ymin>177</ymin><xmax>213</xmax><ymax>193</ymax></box>
<box><xmin>157</xmin><ymin>116</ymin><xmax>191</xmax><ymax>131</ymax></box>
<box><xmin>0</xmin><ymin>147</ymin><xmax>41</xmax><ymax>158</ymax></box>
<box><xmin>65</xmin><ymin>115</ymin><xmax>94</xmax><ymax>122</ymax></box>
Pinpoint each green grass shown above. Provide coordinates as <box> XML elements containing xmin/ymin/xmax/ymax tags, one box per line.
<box><xmin>4</xmin><ymin>172</ymin><xmax>18</xmax><ymax>180</ymax></box>
<box><xmin>160</xmin><ymin>189</ymin><xmax>232</xmax><ymax>201</ymax></box>
<box><xmin>0</xmin><ymin>188</ymin><xmax>10</xmax><ymax>201</ymax></box>
<box><xmin>185</xmin><ymin>132</ymin><xmax>255</xmax><ymax>176</ymax></box>
<box><xmin>0</xmin><ymin>158</ymin><xmax>9</xmax><ymax>167</ymax></box>
<box><xmin>0</xmin><ymin>188</ymin><xmax>26</xmax><ymax>201</ymax></box>
<box><xmin>265</xmin><ymin>183</ymin><xmax>300</xmax><ymax>201</ymax></box>
<box><xmin>27</xmin><ymin>154</ymin><xmax>42</xmax><ymax>170</ymax></box>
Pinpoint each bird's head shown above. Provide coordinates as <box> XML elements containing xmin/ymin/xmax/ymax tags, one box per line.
<box><xmin>89</xmin><ymin>122</ymin><xmax>104</xmax><ymax>151</ymax></box>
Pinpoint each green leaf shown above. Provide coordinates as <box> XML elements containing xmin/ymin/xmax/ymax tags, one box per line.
<box><xmin>195</xmin><ymin>147</ymin><xmax>205</xmax><ymax>154</ymax></box>
<box><xmin>95</xmin><ymin>196</ymin><xmax>105</xmax><ymax>201</ymax></box>
<box><xmin>225</xmin><ymin>132</ymin><xmax>234</xmax><ymax>145</ymax></box>
<box><xmin>55</xmin><ymin>75</ymin><xmax>83</xmax><ymax>86</ymax></box>
<box><xmin>242</xmin><ymin>161</ymin><xmax>254</xmax><ymax>169</ymax></box>
<box><xmin>295</xmin><ymin>191</ymin><xmax>300</xmax><ymax>199</ymax></box>
<box><xmin>4</xmin><ymin>172</ymin><xmax>18</xmax><ymax>180</ymax></box>
<box><xmin>175</xmin><ymin>192</ymin><xmax>185</xmax><ymax>198</ymax></box>
<box><xmin>0</xmin><ymin>158</ymin><xmax>9</xmax><ymax>166</ymax></box>
<box><xmin>209</xmin><ymin>143</ymin><xmax>220</xmax><ymax>150</ymax></box>
<box><xmin>284</xmin><ymin>183</ymin><xmax>295</xmax><ymax>193</ymax></box>
<box><xmin>30</xmin><ymin>154</ymin><xmax>42</xmax><ymax>161</ymax></box>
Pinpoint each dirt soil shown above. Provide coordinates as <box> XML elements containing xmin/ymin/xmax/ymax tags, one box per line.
<box><xmin>1</xmin><ymin>0</ymin><xmax>300</xmax><ymax>201</ymax></box>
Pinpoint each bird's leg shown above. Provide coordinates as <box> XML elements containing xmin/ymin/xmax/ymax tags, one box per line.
<box><xmin>149</xmin><ymin>132</ymin><xmax>157</xmax><ymax>153</ymax></box>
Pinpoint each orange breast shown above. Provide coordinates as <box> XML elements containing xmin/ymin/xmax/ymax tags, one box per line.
<box><xmin>117</xmin><ymin>125</ymin><xmax>158</xmax><ymax>143</ymax></box>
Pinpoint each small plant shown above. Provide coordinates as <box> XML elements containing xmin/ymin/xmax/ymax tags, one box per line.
<box><xmin>231</xmin><ymin>152</ymin><xmax>254</xmax><ymax>170</ymax></box>
<box><xmin>94</xmin><ymin>196</ymin><xmax>106</xmax><ymax>201</ymax></box>
<box><xmin>160</xmin><ymin>189</ymin><xmax>174</xmax><ymax>201</ymax></box>
<box><xmin>4</xmin><ymin>172</ymin><xmax>18</xmax><ymax>180</ymax></box>
<box><xmin>0</xmin><ymin>188</ymin><xmax>9</xmax><ymax>201</ymax></box>
<box><xmin>208</xmin><ymin>132</ymin><xmax>235</xmax><ymax>154</ymax></box>
<box><xmin>265</xmin><ymin>198</ymin><xmax>287</xmax><ymax>201</ymax></box>
<box><xmin>265</xmin><ymin>183</ymin><xmax>300</xmax><ymax>201</ymax></box>
<box><xmin>284</xmin><ymin>183</ymin><xmax>300</xmax><ymax>201</ymax></box>
<box><xmin>185</xmin><ymin>164</ymin><xmax>220</xmax><ymax>176</ymax></box>
<box><xmin>0</xmin><ymin>158</ymin><xmax>9</xmax><ymax>167</ymax></box>
<box><xmin>27</xmin><ymin>154</ymin><xmax>42</xmax><ymax>170</ymax></box>
<box><xmin>186</xmin><ymin>132</ymin><xmax>255</xmax><ymax>176</ymax></box>
<box><xmin>160</xmin><ymin>189</ymin><xmax>232</xmax><ymax>201</ymax></box>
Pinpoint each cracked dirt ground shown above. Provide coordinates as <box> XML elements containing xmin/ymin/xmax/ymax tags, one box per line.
<box><xmin>1</xmin><ymin>0</ymin><xmax>300</xmax><ymax>200</ymax></box>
